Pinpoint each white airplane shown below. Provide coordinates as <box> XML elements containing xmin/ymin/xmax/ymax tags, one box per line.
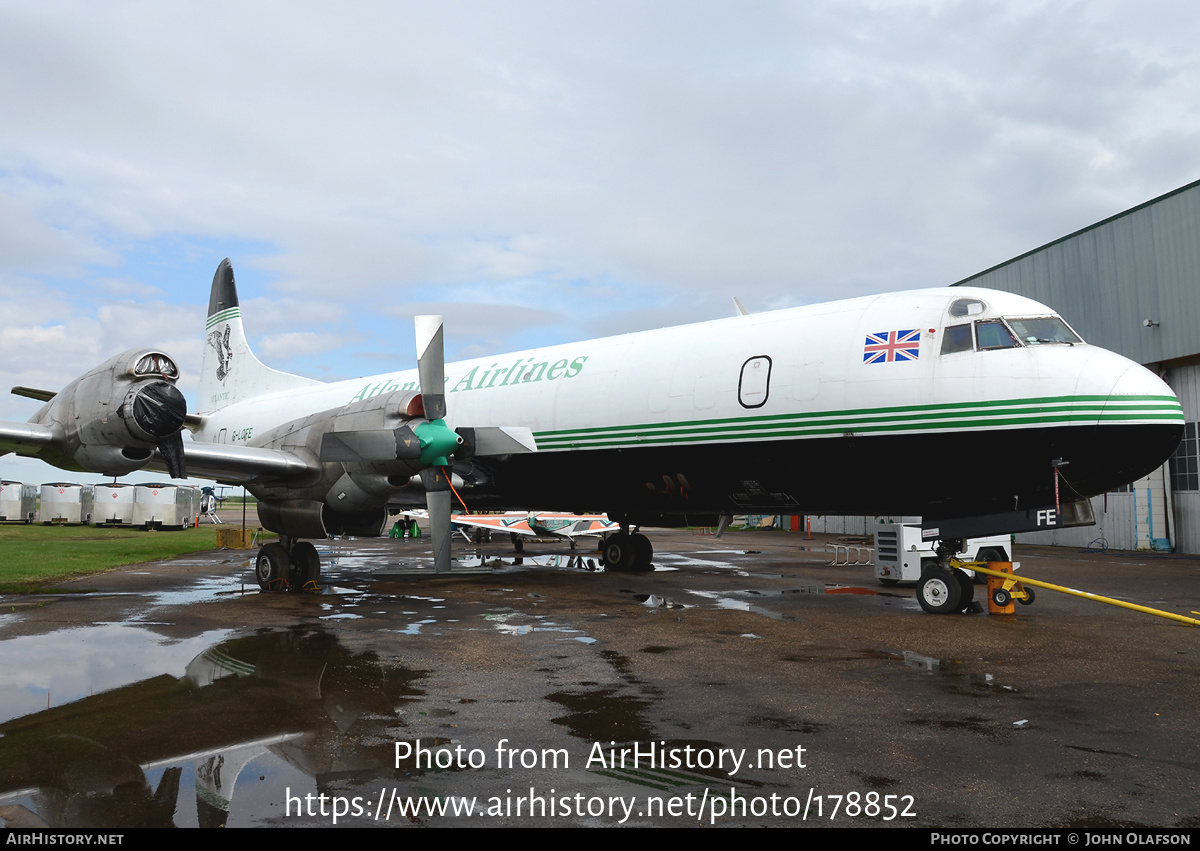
<box><xmin>0</xmin><ymin>260</ymin><xmax>1184</xmax><ymax>613</ymax></box>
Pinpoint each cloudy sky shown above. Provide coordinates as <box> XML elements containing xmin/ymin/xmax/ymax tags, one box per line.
<box><xmin>3</xmin><ymin>0</ymin><xmax>1200</xmax><ymax>483</ymax></box>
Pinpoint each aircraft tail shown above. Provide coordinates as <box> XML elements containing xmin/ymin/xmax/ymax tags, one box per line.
<box><xmin>198</xmin><ymin>259</ymin><xmax>322</xmax><ymax>414</ymax></box>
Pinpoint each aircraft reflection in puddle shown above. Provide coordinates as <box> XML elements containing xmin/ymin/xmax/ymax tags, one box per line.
<box><xmin>0</xmin><ymin>628</ymin><xmax>425</xmax><ymax>828</ymax></box>
<box><xmin>448</xmin><ymin>548</ymin><xmax>756</xmax><ymax>574</ymax></box>
<box><xmin>454</xmin><ymin>552</ymin><xmax>603</xmax><ymax>571</ymax></box>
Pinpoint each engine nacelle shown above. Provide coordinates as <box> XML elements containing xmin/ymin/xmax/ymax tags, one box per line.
<box><xmin>32</xmin><ymin>349</ymin><xmax>188</xmax><ymax>477</ymax></box>
<box><xmin>257</xmin><ymin>498</ymin><xmax>389</xmax><ymax>539</ymax></box>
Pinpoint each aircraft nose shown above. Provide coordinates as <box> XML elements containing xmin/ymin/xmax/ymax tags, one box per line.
<box><xmin>1099</xmin><ymin>361</ymin><xmax>1181</xmax><ymax>424</ymax></box>
<box><xmin>1085</xmin><ymin>358</ymin><xmax>1184</xmax><ymax>492</ymax></box>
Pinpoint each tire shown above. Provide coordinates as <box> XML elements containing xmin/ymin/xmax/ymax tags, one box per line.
<box><xmin>953</xmin><ymin>568</ymin><xmax>974</xmax><ymax>610</ymax></box>
<box><xmin>973</xmin><ymin>548</ymin><xmax>1007</xmax><ymax>583</ymax></box>
<box><xmin>917</xmin><ymin>567</ymin><xmax>962</xmax><ymax>614</ymax></box>
<box><xmin>289</xmin><ymin>541</ymin><xmax>320</xmax><ymax>589</ymax></box>
<box><xmin>1018</xmin><ymin>586</ymin><xmax>1036</xmax><ymax>606</ymax></box>
<box><xmin>602</xmin><ymin>533</ymin><xmax>635</xmax><ymax>572</ymax></box>
<box><xmin>992</xmin><ymin>588</ymin><xmax>1012</xmax><ymax>608</ymax></box>
<box><xmin>255</xmin><ymin>543</ymin><xmax>289</xmax><ymax>590</ymax></box>
<box><xmin>631</xmin><ymin>534</ymin><xmax>654</xmax><ymax>572</ymax></box>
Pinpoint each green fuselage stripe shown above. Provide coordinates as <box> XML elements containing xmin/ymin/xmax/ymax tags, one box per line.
<box><xmin>532</xmin><ymin>395</ymin><xmax>1183</xmax><ymax>450</ymax></box>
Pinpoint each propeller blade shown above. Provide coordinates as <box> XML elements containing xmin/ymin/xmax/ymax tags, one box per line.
<box><xmin>421</xmin><ymin>467</ymin><xmax>452</xmax><ymax>573</ymax></box>
<box><xmin>415</xmin><ymin>315</ymin><xmax>447</xmax><ymax>420</ymax></box>
<box><xmin>158</xmin><ymin>432</ymin><xmax>188</xmax><ymax>479</ymax></box>
<box><xmin>458</xmin><ymin>426</ymin><xmax>537</xmax><ymax>456</ymax></box>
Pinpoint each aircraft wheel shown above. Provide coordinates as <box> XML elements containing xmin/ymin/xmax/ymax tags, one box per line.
<box><xmin>992</xmin><ymin>588</ymin><xmax>1012</xmax><ymax>607</ymax></box>
<box><xmin>917</xmin><ymin>567</ymin><xmax>962</xmax><ymax>614</ymax></box>
<box><xmin>1018</xmin><ymin>586</ymin><xmax>1036</xmax><ymax>606</ymax></box>
<box><xmin>602</xmin><ymin>533</ymin><xmax>635</xmax><ymax>572</ymax></box>
<box><xmin>975</xmin><ymin>547</ymin><xmax>1007</xmax><ymax>583</ymax></box>
<box><xmin>631</xmin><ymin>533</ymin><xmax>654</xmax><ymax>572</ymax></box>
<box><xmin>289</xmin><ymin>541</ymin><xmax>321</xmax><ymax>590</ymax></box>
<box><xmin>953</xmin><ymin>568</ymin><xmax>974</xmax><ymax>611</ymax></box>
<box><xmin>256</xmin><ymin>543</ymin><xmax>289</xmax><ymax>590</ymax></box>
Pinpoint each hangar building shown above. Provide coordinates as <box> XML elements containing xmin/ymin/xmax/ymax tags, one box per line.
<box><xmin>811</xmin><ymin>177</ymin><xmax>1200</xmax><ymax>553</ymax></box>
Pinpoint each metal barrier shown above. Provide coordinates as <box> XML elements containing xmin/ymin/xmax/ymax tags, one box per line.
<box><xmin>827</xmin><ymin>545</ymin><xmax>874</xmax><ymax>566</ymax></box>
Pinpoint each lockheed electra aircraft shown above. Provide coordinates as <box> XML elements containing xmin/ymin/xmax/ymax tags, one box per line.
<box><xmin>0</xmin><ymin>260</ymin><xmax>1184</xmax><ymax>613</ymax></box>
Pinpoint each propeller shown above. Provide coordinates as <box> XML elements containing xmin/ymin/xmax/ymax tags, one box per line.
<box><xmin>413</xmin><ymin>315</ymin><xmax>460</xmax><ymax>573</ymax></box>
<box><xmin>319</xmin><ymin>314</ymin><xmax>536</xmax><ymax>572</ymax></box>
<box><xmin>124</xmin><ymin>380</ymin><xmax>189</xmax><ymax>479</ymax></box>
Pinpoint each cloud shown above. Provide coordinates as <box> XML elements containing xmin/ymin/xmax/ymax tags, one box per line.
<box><xmin>0</xmin><ymin>0</ymin><xmax>1199</xmax><ymax>396</ymax></box>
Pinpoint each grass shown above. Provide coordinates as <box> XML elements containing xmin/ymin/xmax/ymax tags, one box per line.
<box><xmin>0</xmin><ymin>523</ymin><xmax>235</xmax><ymax>591</ymax></box>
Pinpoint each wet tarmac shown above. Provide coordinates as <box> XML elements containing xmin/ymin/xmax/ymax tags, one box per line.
<box><xmin>0</xmin><ymin>527</ymin><xmax>1197</xmax><ymax>828</ymax></box>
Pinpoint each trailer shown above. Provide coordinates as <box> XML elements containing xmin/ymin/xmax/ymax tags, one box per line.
<box><xmin>95</xmin><ymin>483</ymin><xmax>137</xmax><ymax>525</ymax></box>
<box><xmin>40</xmin><ymin>483</ymin><xmax>94</xmax><ymax>525</ymax></box>
<box><xmin>0</xmin><ymin>481</ymin><xmax>36</xmax><ymax>523</ymax></box>
<box><xmin>873</xmin><ymin>520</ymin><xmax>1010</xmax><ymax>585</ymax></box>
<box><xmin>132</xmin><ymin>483</ymin><xmax>198</xmax><ymax>530</ymax></box>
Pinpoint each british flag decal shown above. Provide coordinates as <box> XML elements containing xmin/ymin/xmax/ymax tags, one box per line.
<box><xmin>863</xmin><ymin>329</ymin><xmax>920</xmax><ymax>364</ymax></box>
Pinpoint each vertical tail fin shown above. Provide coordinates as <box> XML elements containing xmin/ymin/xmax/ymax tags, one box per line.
<box><xmin>198</xmin><ymin>259</ymin><xmax>322</xmax><ymax>414</ymax></box>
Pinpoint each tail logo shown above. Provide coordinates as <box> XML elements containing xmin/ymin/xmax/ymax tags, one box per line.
<box><xmin>207</xmin><ymin>325</ymin><xmax>234</xmax><ymax>382</ymax></box>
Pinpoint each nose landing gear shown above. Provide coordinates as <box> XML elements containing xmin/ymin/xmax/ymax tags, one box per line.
<box><xmin>917</xmin><ymin>538</ymin><xmax>987</xmax><ymax>614</ymax></box>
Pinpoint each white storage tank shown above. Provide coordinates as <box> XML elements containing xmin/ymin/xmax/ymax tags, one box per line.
<box><xmin>133</xmin><ymin>483</ymin><xmax>197</xmax><ymax>530</ymax></box>
<box><xmin>0</xmin><ymin>481</ymin><xmax>37</xmax><ymax>523</ymax></box>
<box><xmin>95</xmin><ymin>483</ymin><xmax>137</xmax><ymax>525</ymax></box>
<box><xmin>41</xmin><ymin>483</ymin><xmax>94</xmax><ymax>525</ymax></box>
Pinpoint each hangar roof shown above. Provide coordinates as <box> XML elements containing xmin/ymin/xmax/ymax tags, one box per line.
<box><xmin>953</xmin><ymin>177</ymin><xmax>1200</xmax><ymax>367</ymax></box>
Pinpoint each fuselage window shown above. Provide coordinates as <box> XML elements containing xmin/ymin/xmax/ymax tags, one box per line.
<box><xmin>1006</xmin><ymin>316</ymin><xmax>1082</xmax><ymax>345</ymax></box>
<box><xmin>940</xmin><ymin>324</ymin><xmax>973</xmax><ymax>354</ymax></box>
<box><xmin>738</xmin><ymin>356</ymin><xmax>772</xmax><ymax>409</ymax></box>
<box><xmin>975</xmin><ymin>320</ymin><xmax>1020</xmax><ymax>350</ymax></box>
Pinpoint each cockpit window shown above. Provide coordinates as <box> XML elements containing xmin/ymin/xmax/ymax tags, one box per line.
<box><xmin>1006</xmin><ymin>316</ymin><xmax>1081</xmax><ymax>345</ymax></box>
<box><xmin>975</xmin><ymin>320</ymin><xmax>1020</xmax><ymax>350</ymax></box>
<box><xmin>133</xmin><ymin>353</ymin><xmax>179</xmax><ymax>378</ymax></box>
<box><xmin>940</xmin><ymin>324</ymin><xmax>974</xmax><ymax>355</ymax></box>
<box><xmin>948</xmin><ymin>298</ymin><xmax>987</xmax><ymax>317</ymax></box>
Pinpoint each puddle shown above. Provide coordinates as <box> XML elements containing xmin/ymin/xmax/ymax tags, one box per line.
<box><xmin>652</xmin><ymin>553</ymin><xmax>743</xmax><ymax>574</ymax></box>
<box><xmin>391</xmin><ymin>618</ymin><xmax>438</xmax><ymax>636</ymax></box>
<box><xmin>486</xmin><ymin>613</ymin><xmax>596</xmax><ymax>642</ymax></box>
<box><xmin>863</xmin><ymin>649</ymin><xmax>1018</xmax><ymax>691</ymax></box>
<box><xmin>633</xmin><ymin>594</ymin><xmax>685</xmax><ymax>609</ymax></box>
<box><xmin>0</xmin><ymin>627</ymin><xmax>427</xmax><ymax>827</ymax></box>
<box><xmin>455</xmin><ymin>553</ymin><xmax>602</xmax><ymax>571</ymax></box>
<box><xmin>0</xmin><ymin>625</ymin><xmax>233</xmax><ymax>724</ymax></box>
<box><xmin>140</xmin><ymin>574</ymin><xmax>255</xmax><ymax>610</ymax></box>
<box><xmin>685</xmin><ymin>589</ymin><xmax>788</xmax><ymax>619</ymax></box>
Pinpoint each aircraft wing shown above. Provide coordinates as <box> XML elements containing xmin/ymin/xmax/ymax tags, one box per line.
<box><xmin>407</xmin><ymin>510</ymin><xmax>541</xmax><ymax>537</ymax></box>
<box><xmin>452</xmin><ymin>513</ymin><xmax>539</xmax><ymax>537</ymax></box>
<box><xmin>0</xmin><ymin>422</ymin><xmax>59</xmax><ymax>455</ymax></box>
<box><xmin>1</xmin><ymin>418</ymin><xmax>325</xmax><ymax>485</ymax></box>
<box><xmin>559</xmin><ymin>516</ymin><xmax>621</xmax><ymax>538</ymax></box>
<box><xmin>524</xmin><ymin>512</ymin><xmax>619</xmax><ymax>538</ymax></box>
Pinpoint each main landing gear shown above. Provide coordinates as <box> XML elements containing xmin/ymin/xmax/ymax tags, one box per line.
<box><xmin>599</xmin><ymin>528</ymin><xmax>654</xmax><ymax>573</ymax></box>
<box><xmin>255</xmin><ymin>537</ymin><xmax>321</xmax><ymax>591</ymax></box>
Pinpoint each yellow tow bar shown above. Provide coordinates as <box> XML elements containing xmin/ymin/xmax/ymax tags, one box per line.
<box><xmin>953</xmin><ymin>558</ymin><xmax>1200</xmax><ymax>628</ymax></box>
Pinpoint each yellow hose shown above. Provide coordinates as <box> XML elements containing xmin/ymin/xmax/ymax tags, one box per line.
<box><xmin>961</xmin><ymin>561</ymin><xmax>1200</xmax><ymax>628</ymax></box>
